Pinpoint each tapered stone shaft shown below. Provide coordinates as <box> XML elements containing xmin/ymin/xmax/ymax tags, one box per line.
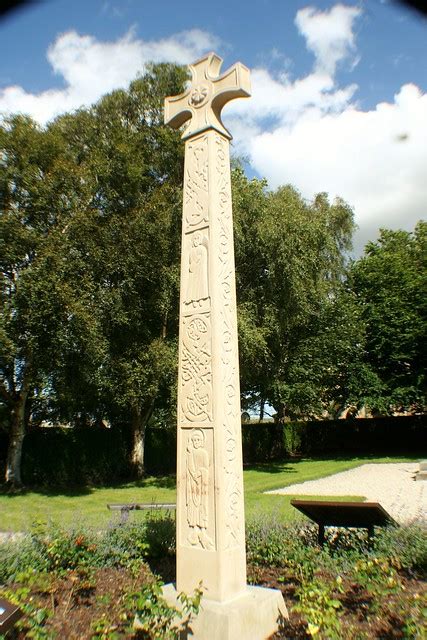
<box><xmin>162</xmin><ymin>53</ymin><xmax>288</xmax><ymax>640</ymax></box>
<box><xmin>165</xmin><ymin>53</ymin><xmax>250</xmax><ymax>602</ymax></box>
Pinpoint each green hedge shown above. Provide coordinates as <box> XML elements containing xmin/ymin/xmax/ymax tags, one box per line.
<box><xmin>242</xmin><ymin>415</ymin><xmax>427</xmax><ymax>462</ymax></box>
<box><xmin>1</xmin><ymin>415</ymin><xmax>425</xmax><ymax>486</ymax></box>
<box><xmin>0</xmin><ymin>426</ymin><xmax>132</xmax><ymax>486</ymax></box>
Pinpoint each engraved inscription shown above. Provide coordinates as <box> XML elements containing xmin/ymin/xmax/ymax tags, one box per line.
<box><xmin>186</xmin><ymin>429</ymin><xmax>214</xmax><ymax>549</ymax></box>
<box><xmin>181</xmin><ymin>313</ymin><xmax>212</xmax><ymax>422</ymax></box>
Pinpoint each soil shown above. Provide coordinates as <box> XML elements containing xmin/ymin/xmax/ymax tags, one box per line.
<box><xmin>5</xmin><ymin>558</ymin><xmax>426</xmax><ymax>639</ymax></box>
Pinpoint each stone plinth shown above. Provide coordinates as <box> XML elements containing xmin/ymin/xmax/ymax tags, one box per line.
<box><xmin>162</xmin><ymin>584</ymin><xmax>288</xmax><ymax>640</ymax></box>
<box><xmin>415</xmin><ymin>460</ymin><xmax>427</xmax><ymax>481</ymax></box>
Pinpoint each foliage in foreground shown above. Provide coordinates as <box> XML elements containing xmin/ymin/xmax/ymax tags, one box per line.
<box><xmin>0</xmin><ymin>512</ymin><xmax>202</xmax><ymax>639</ymax></box>
<box><xmin>247</xmin><ymin>516</ymin><xmax>427</xmax><ymax>638</ymax></box>
<box><xmin>0</xmin><ymin>512</ymin><xmax>175</xmax><ymax>584</ymax></box>
<box><xmin>0</xmin><ymin>513</ymin><xmax>426</xmax><ymax>639</ymax></box>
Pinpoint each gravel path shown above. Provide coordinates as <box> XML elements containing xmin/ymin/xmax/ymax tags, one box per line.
<box><xmin>267</xmin><ymin>463</ymin><xmax>427</xmax><ymax>525</ymax></box>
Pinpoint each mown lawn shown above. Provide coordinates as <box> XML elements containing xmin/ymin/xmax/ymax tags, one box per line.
<box><xmin>0</xmin><ymin>455</ymin><xmax>417</xmax><ymax>531</ymax></box>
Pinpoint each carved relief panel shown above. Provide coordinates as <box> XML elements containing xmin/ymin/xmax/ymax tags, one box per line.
<box><xmin>180</xmin><ymin>313</ymin><xmax>212</xmax><ymax>423</ymax></box>
<box><xmin>184</xmin><ymin>135</ymin><xmax>209</xmax><ymax>230</ymax></box>
<box><xmin>182</xmin><ymin>427</ymin><xmax>216</xmax><ymax>550</ymax></box>
<box><xmin>183</xmin><ymin>230</ymin><xmax>210</xmax><ymax>313</ymax></box>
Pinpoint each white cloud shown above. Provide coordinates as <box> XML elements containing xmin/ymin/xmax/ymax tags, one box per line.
<box><xmin>226</xmin><ymin>3</ymin><xmax>426</xmax><ymax>254</ymax></box>
<box><xmin>1</xmin><ymin>3</ymin><xmax>425</xmax><ymax>254</ymax></box>
<box><xmin>295</xmin><ymin>4</ymin><xmax>361</xmax><ymax>74</ymax></box>
<box><xmin>226</xmin><ymin>4</ymin><xmax>361</xmax><ymax>132</ymax></box>
<box><xmin>0</xmin><ymin>28</ymin><xmax>218</xmax><ymax>125</ymax></box>
<box><xmin>246</xmin><ymin>84</ymin><xmax>427</xmax><ymax>253</ymax></box>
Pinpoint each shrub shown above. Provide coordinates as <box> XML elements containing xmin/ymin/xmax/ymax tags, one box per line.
<box><xmin>372</xmin><ymin>524</ymin><xmax>427</xmax><ymax>577</ymax></box>
<box><xmin>295</xmin><ymin>575</ymin><xmax>344</xmax><ymax>639</ymax></box>
<box><xmin>144</xmin><ymin>510</ymin><xmax>176</xmax><ymax>558</ymax></box>
<box><xmin>130</xmin><ymin>581</ymin><xmax>203</xmax><ymax>639</ymax></box>
<box><xmin>0</xmin><ymin>515</ymin><xmax>177</xmax><ymax>585</ymax></box>
<box><xmin>94</xmin><ymin>520</ymin><xmax>151</xmax><ymax>570</ymax></box>
<box><xmin>246</xmin><ymin>515</ymin><xmax>324</xmax><ymax>579</ymax></box>
<box><xmin>0</xmin><ymin>534</ymin><xmax>49</xmax><ymax>583</ymax></box>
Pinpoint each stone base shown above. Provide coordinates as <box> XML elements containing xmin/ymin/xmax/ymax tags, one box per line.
<box><xmin>415</xmin><ymin>471</ymin><xmax>427</xmax><ymax>481</ymax></box>
<box><xmin>160</xmin><ymin>583</ymin><xmax>288</xmax><ymax>640</ymax></box>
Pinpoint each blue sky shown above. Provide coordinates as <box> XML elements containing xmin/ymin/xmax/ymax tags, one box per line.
<box><xmin>1</xmin><ymin>0</ymin><xmax>427</xmax><ymax>253</ymax></box>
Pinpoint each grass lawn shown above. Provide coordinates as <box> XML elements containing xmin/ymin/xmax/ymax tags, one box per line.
<box><xmin>0</xmin><ymin>455</ymin><xmax>417</xmax><ymax>531</ymax></box>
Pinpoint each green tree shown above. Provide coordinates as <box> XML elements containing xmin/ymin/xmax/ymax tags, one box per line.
<box><xmin>349</xmin><ymin>222</ymin><xmax>427</xmax><ymax>413</ymax></box>
<box><xmin>0</xmin><ymin>115</ymin><xmax>94</xmax><ymax>486</ymax></box>
<box><xmin>233</xmin><ymin>174</ymin><xmax>360</xmax><ymax>420</ymax></box>
<box><xmin>43</xmin><ymin>63</ymin><xmax>188</xmax><ymax>477</ymax></box>
<box><xmin>0</xmin><ymin>63</ymin><xmax>188</xmax><ymax>486</ymax></box>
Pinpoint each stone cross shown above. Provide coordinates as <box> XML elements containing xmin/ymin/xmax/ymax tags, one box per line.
<box><xmin>164</xmin><ymin>52</ymin><xmax>287</xmax><ymax>639</ymax></box>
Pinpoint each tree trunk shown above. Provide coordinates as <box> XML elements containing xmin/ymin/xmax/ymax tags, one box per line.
<box><xmin>130</xmin><ymin>400</ymin><xmax>155</xmax><ymax>478</ymax></box>
<box><xmin>5</xmin><ymin>385</ymin><xmax>30</xmax><ymax>488</ymax></box>
<box><xmin>275</xmin><ymin>402</ymin><xmax>286</xmax><ymax>424</ymax></box>
<box><xmin>259</xmin><ymin>398</ymin><xmax>265</xmax><ymax>422</ymax></box>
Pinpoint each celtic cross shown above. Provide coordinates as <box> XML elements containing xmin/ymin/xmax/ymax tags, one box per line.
<box><xmin>164</xmin><ymin>52</ymin><xmax>250</xmax><ymax>140</ymax></box>
<box><xmin>162</xmin><ymin>53</ymin><xmax>287</xmax><ymax>638</ymax></box>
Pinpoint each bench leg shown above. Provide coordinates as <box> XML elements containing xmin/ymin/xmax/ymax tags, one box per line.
<box><xmin>318</xmin><ymin>524</ymin><xmax>325</xmax><ymax>546</ymax></box>
<box><xmin>120</xmin><ymin>508</ymin><xmax>130</xmax><ymax>524</ymax></box>
<box><xmin>367</xmin><ymin>525</ymin><xmax>374</xmax><ymax>548</ymax></box>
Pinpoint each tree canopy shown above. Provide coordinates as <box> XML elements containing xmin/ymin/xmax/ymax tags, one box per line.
<box><xmin>349</xmin><ymin>222</ymin><xmax>427</xmax><ymax>413</ymax></box>
<box><xmin>233</xmin><ymin>170</ymin><xmax>366</xmax><ymax>420</ymax></box>
<box><xmin>0</xmin><ymin>63</ymin><xmax>188</xmax><ymax>485</ymax></box>
<box><xmin>1</xmin><ymin>62</ymin><xmax>425</xmax><ymax>488</ymax></box>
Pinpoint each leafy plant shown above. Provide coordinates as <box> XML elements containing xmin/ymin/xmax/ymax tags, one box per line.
<box><xmin>27</xmin><ymin>521</ymin><xmax>99</xmax><ymax>572</ymax></box>
<box><xmin>351</xmin><ymin>557</ymin><xmax>402</xmax><ymax>611</ymax></box>
<box><xmin>400</xmin><ymin>590</ymin><xmax>427</xmax><ymax>639</ymax></box>
<box><xmin>143</xmin><ymin>510</ymin><xmax>175</xmax><ymax>558</ymax></box>
<box><xmin>126</xmin><ymin>581</ymin><xmax>203</xmax><ymax>639</ymax></box>
<box><xmin>90</xmin><ymin>615</ymin><xmax>121</xmax><ymax>639</ymax></box>
<box><xmin>0</xmin><ymin>580</ymin><xmax>52</xmax><ymax>639</ymax></box>
<box><xmin>373</xmin><ymin>523</ymin><xmax>427</xmax><ymax>577</ymax></box>
<box><xmin>246</xmin><ymin>516</ymin><xmax>323</xmax><ymax>579</ymax></box>
<box><xmin>294</xmin><ymin>575</ymin><xmax>344</xmax><ymax>638</ymax></box>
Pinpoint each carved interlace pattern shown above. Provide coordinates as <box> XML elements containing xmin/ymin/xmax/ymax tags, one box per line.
<box><xmin>181</xmin><ymin>314</ymin><xmax>212</xmax><ymax>423</ymax></box>
<box><xmin>184</xmin><ymin>137</ymin><xmax>209</xmax><ymax>228</ymax></box>
<box><xmin>215</xmin><ymin>134</ymin><xmax>244</xmax><ymax>549</ymax></box>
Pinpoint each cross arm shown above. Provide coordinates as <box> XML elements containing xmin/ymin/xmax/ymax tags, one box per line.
<box><xmin>164</xmin><ymin>52</ymin><xmax>251</xmax><ymax>140</ymax></box>
<box><xmin>164</xmin><ymin>93</ymin><xmax>192</xmax><ymax>131</ymax></box>
<box><xmin>211</xmin><ymin>63</ymin><xmax>251</xmax><ymax>115</ymax></box>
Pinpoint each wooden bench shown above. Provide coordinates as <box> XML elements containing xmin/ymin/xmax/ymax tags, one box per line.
<box><xmin>0</xmin><ymin>597</ymin><xmax>23</xmax><ymax>634</ymax></box>
<box><xmin>290</xmin><ymin>499</ymin><xmax>397</xmax><ymax>546</ymax></box>
<box><xmin>107</xmin><ymin>503</ymin><xmax>176</xmax><ymax>523</ymax></box>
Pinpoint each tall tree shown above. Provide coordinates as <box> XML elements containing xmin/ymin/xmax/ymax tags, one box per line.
<box><xmin>45</xmin><ymin>63</ymin><xmax>188</xmax><ymax>477</ymax></box>
<box><xmin>233</xmin><ymin>173</ymin><xmax>359</xmax><ymax>420</ymax></box>
<box><xmin>349</xmin><ymin>221</ymin><xmax>427</xmax><ymax>413</ymax></box>
<box><xmin>0</xmin><ymin>63</ymin><xmax>188</xmax><ymax>485</ymax></box>
<box><xmin>0</xmin><ymin>115</ymin><xmax>93</xmax><ymax>486</ymax></box>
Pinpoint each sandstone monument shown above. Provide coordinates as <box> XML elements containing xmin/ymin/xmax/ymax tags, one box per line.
<box><xmin>163</xmin><ymin>52</ymin><xmax>287</xmax><ymax>639</ymax></box>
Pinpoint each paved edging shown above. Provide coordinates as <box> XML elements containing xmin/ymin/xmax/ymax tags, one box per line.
<box><xmin>266</xmin><ymin>463</ymin><xmax>426</xmax><ymax>524</ymax></box>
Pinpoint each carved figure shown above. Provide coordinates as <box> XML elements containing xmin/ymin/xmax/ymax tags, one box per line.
<box><xmin>185</xmin><ymin>232</ymin><xmax>209</xmax><ymax>306</ymax></box>
<box><xmin>186</xmin><ymin>429</ymin><xmax>214</xmax><ymax>549</ymax></box>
